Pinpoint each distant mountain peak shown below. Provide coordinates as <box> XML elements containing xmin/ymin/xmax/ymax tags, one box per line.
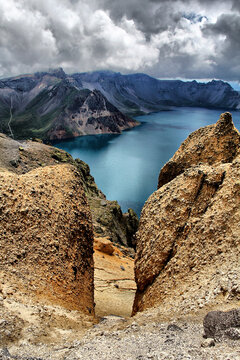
<box><xmin>34</xmin><ymin>67</ymin><xmax>66</xmax><ymax>80</ymax></box>
<box><xmin>48</xmin><ymin>67</ymin><xmax>66</xmax><ymax>78</ymax></box>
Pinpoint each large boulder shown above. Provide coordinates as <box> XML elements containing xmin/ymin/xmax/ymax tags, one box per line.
<box><xmin>203</xmin><ymin>309</ymin><xmax>240</xmax><ymax>339</ymax></box>
<box><xmin>133</xmin><ymin>113</ymin><xmax>240</xmax><ymax>316</ymax></box>
<box><xmin>0</xmin><ymin>164</ymin><xmax>94</xmax><ymax>314</ymax></box>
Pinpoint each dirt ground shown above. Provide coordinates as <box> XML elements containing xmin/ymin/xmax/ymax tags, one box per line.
<box><xmin>94</xmin><ymin>237</ymin><xmax>136</xmax><ymax>318</ymax></box>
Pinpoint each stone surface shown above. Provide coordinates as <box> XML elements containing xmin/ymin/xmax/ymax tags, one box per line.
<box><xmin>203</xmin><ymin>309</ymin><xmax>240</xmax><ymax>339</ymax></box>
<box><xmin>0</xmin><ymin>133</ymin><xmax>138</xmax><ymax>249</ymax></box>
<box><xmin>94</xmin><ymin>239</ymin><xmax>136</xmax><ymax>318</ymax></box>
<box><xmin>158</xmin><ymin>112</ymin><xmax>240</xmax><ymax>188</ymax></box>
<box><xmin>0</xmin><ymin>164</ymin><xmax>94</xmax><ymax>314</ymax></box>
<box><xmin>201</xmin><ymin>338</ymin><xmax>215</xmax><ymax>347</ymax></box>
<box><xmin>94</xmin><ymin>237</ymin><xmax>115</xmax><ymax>255</ymax></box>
<box><xmin>133</xmin><ymin>113</ymin><xmax>240</xmax><ymax>316</ymax></box>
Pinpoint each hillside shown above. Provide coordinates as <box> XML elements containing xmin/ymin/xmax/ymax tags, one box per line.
<box><xmin>0</xmin><ymin>69</ymin><xmax>138</xmax><ymax>140</ymax></box>
<box><xmin>1</xmin><ymin>69</ymin><xmax>240</xmax><ymax>140</ymax></box>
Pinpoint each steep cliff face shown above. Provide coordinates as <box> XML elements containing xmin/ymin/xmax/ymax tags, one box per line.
<box><xmin>0</xmin><ymin>69</ymin><xmax>138</xmax><ymax>140</ymax></box>
<box><xmin>46</xmin><ymin>88</ymin><xmax>137</xmax><ymax>140</ymax></box>
<box><xmin>0</xmin><ymin>164</ymin><xmax>94</xmax><ymax>314</ymax></box>
<box><xmin>133</xmin><ymin>113</ymin><xmax>240</xmax><ymax>316</ymax></box>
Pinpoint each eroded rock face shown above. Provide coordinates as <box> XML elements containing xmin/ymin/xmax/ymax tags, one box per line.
<box><xmin>158</xmin><ymin>112</ymin><xmax>240</xmax><ymax>188</ymax></box>
<box><xmin>0</xmin><ymin>164</ymin><xmax>94</xmax><ymax>314</ymax></box>
<box><xmin>0</xmin><ymin>134</ymin><xmax>138</xmax><ymax>249</ymax></box>
<box><xmin>133</xmin><ymin>113</ymin><xmax>240</xmax><ymax>316</ymax></box>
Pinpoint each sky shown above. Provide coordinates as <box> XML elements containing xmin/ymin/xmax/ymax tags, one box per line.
<box><xmin>0</xmin><ymin>0</ymin><xmax>240</xmax><ymax>82</ymax></box>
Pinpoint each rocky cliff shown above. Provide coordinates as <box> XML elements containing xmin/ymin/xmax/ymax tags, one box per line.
<box><xmin>133</xmin><ymin>113</ymin><xmax>240</xmax><ymax>316</ymax></box>
<box><xmin>0</xmin><ymin>69</ymin><xmax>138</xmax><ymax>140</ymax></box>
<box><xmin>0</xmin><ymin>133</ymin><xmax>138</xmax><ymax>248</ymax></box>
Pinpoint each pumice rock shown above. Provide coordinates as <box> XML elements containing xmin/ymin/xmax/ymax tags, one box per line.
<box><xmin>0</xmin><ymin>164</ymin><xmax>94</xmax><ymax>314</ymax></box>
<box><xmin>158</xmin><ymin>112</ymin><xmax>240</xmax><ymax>189</ymax></box>
<box><xmin>133</xmin><ymin>113</ymin><xmax>240</xmax><ymax>316</ymax></box>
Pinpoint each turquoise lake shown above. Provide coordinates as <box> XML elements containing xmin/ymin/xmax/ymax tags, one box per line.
<box><xmin>54</xmin><ymin>108</ymin><xmax>240</xmax><ymax>216</ymax></box>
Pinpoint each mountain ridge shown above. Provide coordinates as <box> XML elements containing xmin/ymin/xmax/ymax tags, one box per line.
<box><xmin>73</xmin><ymin>70</ymin><xmax>240</xmax><ymax>115</ymax></box>
<box><xmin>0</xmin><ymin>69</ymin><xmax>138</xmax><ymax>140</ymax></box>
<box><xmin>1</xmin><ymin>68</ymin><xmax>240</xmax><ymax>140</ymax></box>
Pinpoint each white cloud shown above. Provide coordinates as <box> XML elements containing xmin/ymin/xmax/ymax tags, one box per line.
<box><xmin>0</xmin><ymin>0</ymin><xmax>159</xmax><ymax>77</ymax></box>
<box><xmin>0</xmin><ymin>0</ymin><xmax>239</xmax><ymax>80</ymax></box>
<box><xmin>152</xmin><ymin>16</ymin><xmax>216</xmax><ymax>70</ymax></box>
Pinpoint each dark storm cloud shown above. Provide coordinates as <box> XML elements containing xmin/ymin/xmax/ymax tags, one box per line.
<box><xmin>202</xmin><ymin>13</ymin><xmax>240</xmax><ymax>80</ymax></box>
<box><xmin>0</xmin><ymin>0</ymin><xmax>159</xmax><ymax>77</ymax></box>
<box><xmin>97</xmin><ymin>0</ymin><xmax>228</xmax><ymax>36</ymax></box>
<box><xmin>0</xmin><ymin>0</ymin><xmax>239</xmax><ymax>81</ymax></box>
<box><xmin>97</xmin><ymin>0</ymin><xmax>183</xmax><ymax>35</ymax></box>
<box><xmin>231</xmin><ymin>0</ymin><xmax>240</xmax><ymax>11</ymax></box>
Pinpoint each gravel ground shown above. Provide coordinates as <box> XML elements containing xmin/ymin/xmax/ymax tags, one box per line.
<box><xmin>2</xmin><ymin>315</ymin><xmax>240</xmax><ymax>360</ymax></box>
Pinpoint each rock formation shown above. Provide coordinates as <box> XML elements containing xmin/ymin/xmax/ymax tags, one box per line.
<box><xmin>133</xmin><ymin>113</ymin><xmax>240</xmax><ymax>316</ymax></box>
<box><xmin>0</xmin><ymin>164</ymin><xmax>94</xmax><ymax>314</ymax></box>
<box><xmin>0</xmin><ymin>132</ymin><xmax>138</xmax><ymax>350</ymax></box>
<box><xmin>158</xmin><ymin>112</ymin><xmax>240</xmax><ymax>188</ymax></box>
<box><xmin>0</xmin><ymin>133</ymin><xmax>138</xmax><ymax>248</ymax></box>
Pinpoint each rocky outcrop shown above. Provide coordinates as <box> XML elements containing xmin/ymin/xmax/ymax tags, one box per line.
<box><xmin>158</xmin><ymin>112</ymin><xmax>240</xmax><ymax>188</ymax></box>
<box><xmin>50</xmin><ymin>151</ymin><xmax>139</xmax><ymax>249</ymax></box>
<box><xmin>133</xmin><ymin>113</ymin><xmax>240</xmax><ymax>316</ymax></box>
<box><xmin>0</xmin><ymin>132</ymin><xmax>138</xmax><ymax>350</ymax></box>
<box><xmin>0</xmin><ymin>164</ymin><xmax>94</xmax><ymax>314</ymax></box>
<box><xmin>0</xmin><ymin>133</ymin><xmax>138</xmax><ymax>249</ymax></box>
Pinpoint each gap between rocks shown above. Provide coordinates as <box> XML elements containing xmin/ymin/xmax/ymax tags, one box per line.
<box><xmin>93</xmin><ymin>237</ymin><xmax>136</xmax><ymax>319</ymax></box>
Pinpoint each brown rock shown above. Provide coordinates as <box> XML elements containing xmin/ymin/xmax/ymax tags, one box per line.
<box><xmin>133</xmin><ymin>113</ymin><xmax>240</xmax><ymax>316</ymax></box>
<box><xmin>94</xmin><ymin>237</ymin><xmax>115</xmax><ymax>255</ymax></box>
<box><xmin>94</xmin><ymin>240</ymin><xmax>136</xmax><ymax>318</ymax></box>
<box><xmin>158</xmin><ymin>112</ymin><xmax>240</xmax><ymax>189</ymax></box>
<box><xmin>0</xmin><ymin>134</ymin><xmax>138</xmax><ymax>249</ymax></box>
<box><xmin>201</xmin><ymin>338</ymin><xmax>215</xmax><ymax>347</ymax></box>
<box><xmin>0</xmin><ymin>164</ymin><xmax>94</xmax><ymax>314</ymax></box>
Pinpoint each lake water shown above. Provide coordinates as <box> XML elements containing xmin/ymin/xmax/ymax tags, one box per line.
<box><xmin>54</xmin><ymin>107</ymin><xmax>240</xmax><ymax>216</ymax></box>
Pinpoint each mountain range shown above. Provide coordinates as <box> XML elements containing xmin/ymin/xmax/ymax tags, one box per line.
<box><xmin>0</xmin><ymin>68</ymin><xmax>239</xmax><ymax>140</ymax></box>
<box><xmin>74</xmin><ymin>71</ymin><xmax>240</xmax><ymax>115</ymax></box>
